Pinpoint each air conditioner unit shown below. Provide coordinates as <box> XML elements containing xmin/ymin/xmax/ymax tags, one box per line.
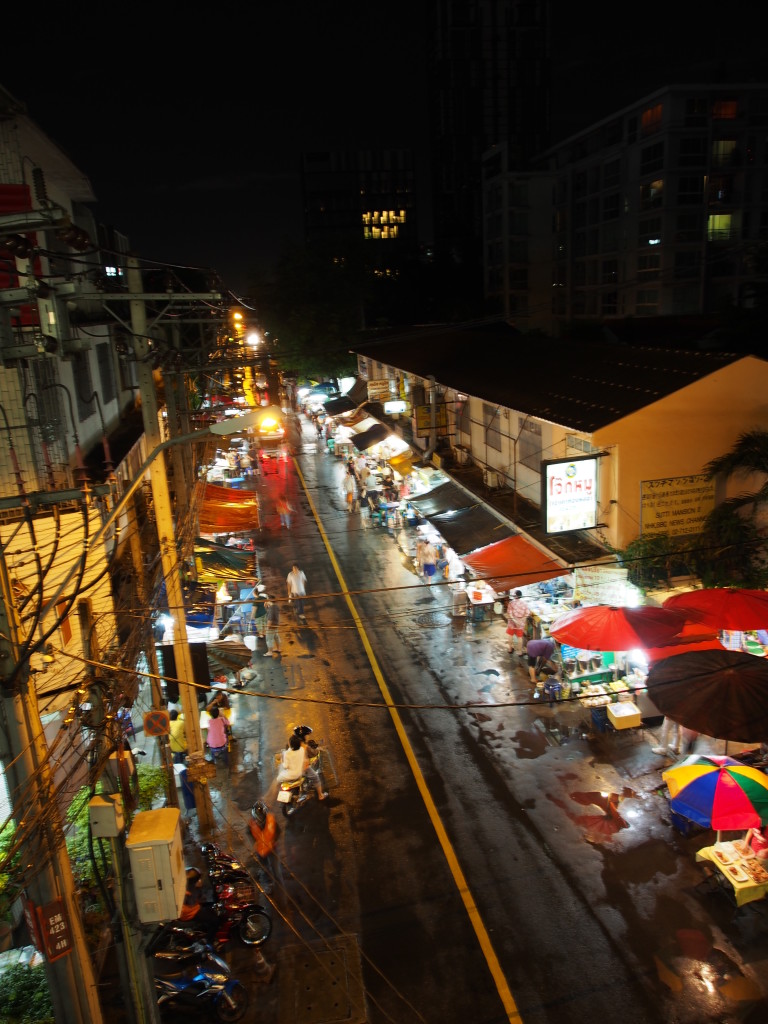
<box><xmin>483</xmin><ymin>469</ymin><xmax>504</xmax><ymax>490</ymax></box>
<box><xmin>452</xmin><ymin>445</ymin><xmax>469</xmax><ymax>465</ymax></box>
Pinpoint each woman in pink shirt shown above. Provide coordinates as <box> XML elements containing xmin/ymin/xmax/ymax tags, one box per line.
<box><xmin>206</xmin><ymin>705</ymin><xmax>229</xmax><ymax>767</ymax></box>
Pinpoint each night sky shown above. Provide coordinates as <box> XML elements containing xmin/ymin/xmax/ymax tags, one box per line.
<box><xmin>3</xmin><ymin>2</ymin><xmax>762</xmax><ymax>297</ymax></box>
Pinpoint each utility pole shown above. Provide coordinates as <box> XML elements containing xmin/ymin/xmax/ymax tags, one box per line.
<box><xmin>126</xmin><ymin>256</ymin><xmax>215</xmax><ymax>831</ymax></box>
<box><xmin>78</xmin><ymin>600</ymin><xmax>160</xmax><ymax>1024</ymax></box>
<box><xmin>0</xmin><ymin>550</ymin><xmax>105</xmax><ymax>1024</ymax></box>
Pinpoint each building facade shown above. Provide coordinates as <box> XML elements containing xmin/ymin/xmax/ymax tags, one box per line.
<box><xmin>351</xmin><ymin>324</ymin><xmax>768</xmax><ymax>563</ymax></box>
<box><xmin>483</xmin><ymin>83</ymin><xmax>768</xmax><ymax>335</ymax></box>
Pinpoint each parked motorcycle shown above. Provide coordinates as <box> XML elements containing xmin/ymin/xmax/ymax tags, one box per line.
<box><xmin>188</xmin><ymin>845</ymin><xmax>273</xmax><ymax>947</ymax></box>
<box><xmin>147</xmin><ymin>923</ymin><xmax>249</xmax><ymax>1023</ymax></box>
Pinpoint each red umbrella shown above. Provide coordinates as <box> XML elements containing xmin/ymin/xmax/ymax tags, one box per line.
<box><xmin>644</xmin><ymin>637</ymin><xmax>726</xmax><ymax>663</ymax></box>
<box><xmin>549</xmin><ymin>604</ymin><xmax>690</xmax><ymax>651</ymax></box>
<box><xmin>663</xmin><ymin>588</ymin><xmax>768</xmax><ymax>631</ymax></box>
<box><xmin>644</xmin><ymin>619</ymin><xmax>724</xmax><ymax>663</ymax></box>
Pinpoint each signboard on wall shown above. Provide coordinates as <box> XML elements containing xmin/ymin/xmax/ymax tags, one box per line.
<box><xmin>542</xmin><ymin>456</ymin><xmax>599</xmax><ymax>534</ymax></box>
<box><xmin>367</xmin><ymin>379</ymin><xmax>392</xmax><ymax>401</ymax></box>
<box><xmin>415</xmin><ymin>403</ymin><xmax>448</xmax><ymax>436</ymax></box>
<box><xmin>640</xmin><ymin>474</ymin><xmax>715</xmax><ymax>537</ymax></box>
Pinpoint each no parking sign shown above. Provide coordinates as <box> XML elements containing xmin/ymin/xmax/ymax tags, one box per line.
<box><xmin>143</xmin><ymin>709</ymin><xmax>170</xmax><ymax>737</ymax></box>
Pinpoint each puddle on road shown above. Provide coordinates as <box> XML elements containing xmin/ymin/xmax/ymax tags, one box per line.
<box><xmin>510</xmin><ymin>727</ymin><xmax>550</xmax><ymax>759</ymax></box>
<box><xmin>547</xmin><ymin>787</ymin><xmax>634</xmax><ymax>841</ymax></box>
<box><xmin>415</xmin><ymin>611</ymin><xmax>454</xmax><ymax>627</ymax></box>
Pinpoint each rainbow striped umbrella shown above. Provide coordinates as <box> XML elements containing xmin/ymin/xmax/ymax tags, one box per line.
<box><xmin>662</xmin><ymin>754</ymin><xmax>768</xmax><ymax>836</ymax></box>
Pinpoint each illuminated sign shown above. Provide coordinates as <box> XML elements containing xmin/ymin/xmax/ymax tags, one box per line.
<box><xmin>384</xmin><ymin>400</ymin><xmax>407</xmax><ymax>414</ymax></box>
<box><xmin>542</xmin><ymin>456</ymin><xmax>599</xmax><ymax>533</ymax></box>
<box><xmin>640</xmin><ymin>474</ymin><xmax>715</xmax><ymax>537</ymax></box>
<box><xmin>415</xmin><ymin>403</ymin><xmax>448</xmax><ymax>436</ymax></box>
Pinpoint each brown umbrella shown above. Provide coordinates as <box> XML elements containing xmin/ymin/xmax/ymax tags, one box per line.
<box><xmin>205</xmin><ymin>637</ymin><xmax>254</xmax><ymax>675</ymax></box>
<box><xmin>645</xmin><ymin>649</ymin><xmax>768</xmax><ymax>742</ymax></box>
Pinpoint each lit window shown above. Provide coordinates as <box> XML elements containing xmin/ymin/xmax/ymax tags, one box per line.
<box><xmin>711</xmin><ymin>140</ymin><xmax>738</xmax><ymax>166</ymax></box>
<box><xmin>641</xmin><ymin>103</ymin><xmax>663</xmax><ymax>134</ymax></box>
<box><xmin>713</xmin><ymin>99</ymin><xmax>738</xmax><ymax>119</ymax></box>
<box><xmin>707</xmin><ymin>213</ymin><xmax>732</xmax><ymax>240</ymax></box>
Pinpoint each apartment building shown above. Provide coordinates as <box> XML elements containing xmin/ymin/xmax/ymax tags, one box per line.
<box><xmin>483</xmin><ymin>84</ymin><xmax>768</xmax><ymax>335</ymax></box>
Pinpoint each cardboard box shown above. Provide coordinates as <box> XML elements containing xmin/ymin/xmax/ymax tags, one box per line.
<box><xmin>607</xmin><ymin>702</ymin><xmax>641</xmax><ymax>730</ymax></box>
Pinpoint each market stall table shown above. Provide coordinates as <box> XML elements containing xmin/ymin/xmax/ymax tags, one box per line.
<box><xmin>466</xmin><ymin>584</ymin><xmax>498</xmax><ymax>623</ymax></box>
<box><xmin>696</xmin><ymin>841</ymin><xmax>768</xmax><ymax>907</ymax></box>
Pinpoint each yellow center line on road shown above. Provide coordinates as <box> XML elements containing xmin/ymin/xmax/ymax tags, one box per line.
<box><xmin>293</xmin><ymin>456</ymin><xmax>522</xmax><ymax>1024</ymax></box>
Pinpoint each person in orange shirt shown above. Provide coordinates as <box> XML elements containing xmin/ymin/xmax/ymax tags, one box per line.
<box><xmin>179</xmin><ymin>867</ymin><xmax>222</xmax><ymax>943</ymax></box>
<box><xmin>249</xmin><ymin>801</ymin><xmax>282</xmax><ymax>894</ymax></box>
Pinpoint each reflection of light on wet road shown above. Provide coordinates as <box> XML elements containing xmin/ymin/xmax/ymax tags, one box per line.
<box><xmin>292</xmin><ymin>454</ymin><xmax>522</xmax><ymax>1024</ymax></box>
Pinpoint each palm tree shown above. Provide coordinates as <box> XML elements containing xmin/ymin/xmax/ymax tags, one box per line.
<box><xmin>696</xmin><ymin>429</ymin><xmax>768</xmax><ymax>588</ymax></box>
<box><xmin>703</xmin><ymin>429</ymin><xmax>768</xmax><ymax>512</ymax></box>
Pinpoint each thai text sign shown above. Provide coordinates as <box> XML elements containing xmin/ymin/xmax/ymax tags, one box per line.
<box><xmin>367</xmin><ymin>379</ymin><xmax>392</xmax><ymax>401</ymax></box>
<box><xmin>542</xmin><ymin>456</ymin><xmax>598</xmax><ymax>533</ymax></box>
<box><xmin>415</xmin><ymin>403</ymin><xmax>448</xmax><ymax>436</ymax></box>
<box><xmin>641</xmin><ymin>474</ymin><xmax>715</xmax><ymax>537</ymax></box>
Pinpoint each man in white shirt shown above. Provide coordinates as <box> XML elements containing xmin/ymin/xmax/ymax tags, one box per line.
<box><xmin>286</xmin><ymin>563</ymin><xmax>308</xmax><ymax>622</ymax></box>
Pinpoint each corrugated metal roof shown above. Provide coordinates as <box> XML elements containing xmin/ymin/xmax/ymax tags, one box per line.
<box><xmin>352</xmin><ymin>322</ymin><xmax>740</xmax><ymax>432</ymax></box>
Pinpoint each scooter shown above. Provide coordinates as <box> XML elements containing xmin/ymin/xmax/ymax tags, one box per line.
<box><xmin>148</xmin><ymin>924</ymin><xmax>249</xmax><ymax>1023</ymax></box>
<box><xmin>276</xmin><ymin>725</ymin><xmax>329</xmax><ymax>818</ymax></box>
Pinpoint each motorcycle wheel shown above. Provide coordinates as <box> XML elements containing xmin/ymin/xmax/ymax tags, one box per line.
<box><xmin>238</xmin><ymin>906</ymin><xmax>272</xmax><ymax>946</ymax></box>
<box><xmin>214</xmin><ymin>981</ymin><xmax>249</xmax><ymax>1022</ymax></box>
<box><xmin>282</xmin><ymin>800</ymin><xmax>297</xmax><ymax>818</ymax></box>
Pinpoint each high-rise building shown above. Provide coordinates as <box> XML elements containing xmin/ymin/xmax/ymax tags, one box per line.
<box><xmin>483</xmin><ymin>83</ymin><xmax>768</xmax><ymax>336</ymax></box>
<box><xmin>428</xmin><ymin>0</ymin><xmax>552</xmax><ymax>294</ymax></box>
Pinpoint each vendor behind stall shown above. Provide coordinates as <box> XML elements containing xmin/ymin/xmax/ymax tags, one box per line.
<box><xmin>527</xmin><ymin>637</ymin><xmax>560</xmax><ymax>684</ymax></box>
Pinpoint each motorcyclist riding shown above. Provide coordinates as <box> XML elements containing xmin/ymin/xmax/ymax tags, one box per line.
<box><xmin>277</xmin><ymin>733</ymin><xmax>327</xmax><ymax>800</ymax></box>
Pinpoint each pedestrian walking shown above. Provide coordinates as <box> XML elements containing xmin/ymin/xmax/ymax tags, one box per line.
<box><xmin>249</xmin><ymin>801</ymin><xmax>282</xmax><ymax>894</ymax></box>
<box><xmin>252</xmin><ymin>584</ymin><xmax>268</xmax><ymax>640</ymax></box>
<box><xmin>276</xmin><ymin>494</ymin><xmax>294</xmax><ymax>529</ymax></box>
<box><xmin>169</xmin><ymin>709</ymin><xmax>187</xmax><ymax>764</ymax></box>
<box><xmin>263</xmin><ymin>596</ymin><xmax>281</xmax><ymax>657</ymax></box>
<box><xmin>422</xmin><ymin>539</ymin><xmax>437</xmax><ymax>583</ymax></box>
<box><xmin>363</xmin><ymin>468</ymin><xmax>379</xmax><ymax>511</ymax></box>
<box><xmin>286</xmin><ymin>563</ymin><xmax>308</xmax><ymax>622</ymax></box>
<box><xmin>506</xmin><ymin>589</ymin><xmax>531</xmax><ymax>655</ymax></box>
<box><xmin>341</xmin><ymin>467</ymin><xmax>358</xmax><ymax>512</ymax></box>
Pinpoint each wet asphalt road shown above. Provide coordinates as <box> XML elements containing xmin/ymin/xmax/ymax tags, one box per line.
<box><xmin>163</xmin><ymin>414</ymin><xmax>768</xmax><ymax>1024</ymax></box>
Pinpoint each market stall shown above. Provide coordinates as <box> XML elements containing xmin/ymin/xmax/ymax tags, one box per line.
<box><xmin>461</xmin><ymin>535</ymin><xmax>567</xmax><ymax>598</ymax></box>
<box><xmin>696</xmin><ymin>842</ymin><xmax>768</xmax><ymax>907</ymax></box>
<box><xmin>548</xmin><ymin>604</ymin><xmax>693</xmax><ymax>725</ymax></box>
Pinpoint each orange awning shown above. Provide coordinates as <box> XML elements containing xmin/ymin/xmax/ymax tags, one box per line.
<box><xmin>462</xmin><ymin>535</ymin><xmax>566</xmax><ymax>593</ymax></box>
<box><xmin>197</xmin><ymin>482</ymin><xmax>260</xmax><ymax>533</ymax></box>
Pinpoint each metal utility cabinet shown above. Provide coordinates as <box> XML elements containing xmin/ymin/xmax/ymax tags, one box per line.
<box><xmin>125</xmin><ymin>807</ymin><xmax>186</xmax><ymax>923</ymax></box>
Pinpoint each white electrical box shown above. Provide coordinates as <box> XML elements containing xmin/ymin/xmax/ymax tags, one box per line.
<box><xmin>88</xmin><ymin>794</ymin><xmax>125</xmax><ymax>837</ymax></box>
<box><xmin>125</xmin><ymin>807</ymin><xmax>185</xmax><ymax>923</ymax></box>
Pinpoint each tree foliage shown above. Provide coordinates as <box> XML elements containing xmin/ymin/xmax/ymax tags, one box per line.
<box><xmin>251</xmin><ymin>242</ymin><xmax>364</xmax><ymax>381</ymax></box>
<box><xmin>0</xmin><ymin>963</ymin><xmax>54</xmax><ymax>1024</ymax></box>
